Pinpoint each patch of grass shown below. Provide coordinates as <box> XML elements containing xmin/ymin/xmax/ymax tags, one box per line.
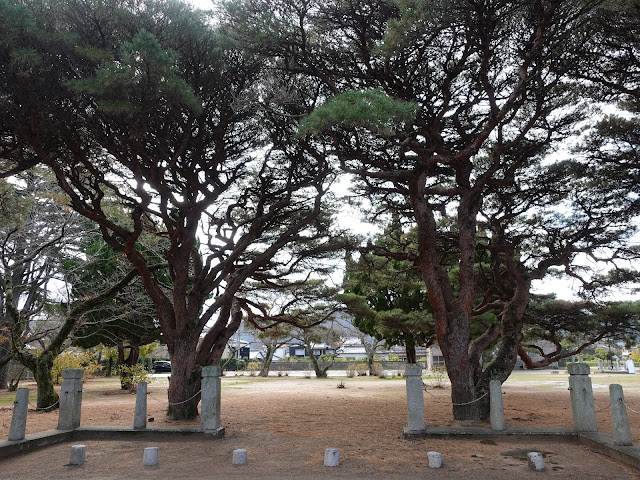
<box><xmin>0</xmin><ymin>391</ymin><xmax>38</xmax><ymax>405</ymax></box>
<box><xmin>480</xmin><ymin>439</ymin><xmax>497</xmax><ymax>445</ymax></box>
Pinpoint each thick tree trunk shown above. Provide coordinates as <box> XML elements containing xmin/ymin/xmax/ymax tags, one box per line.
<box><xmin>259</xmin><ymin>344</ymin><xmax>276</xmax><ymax>377</ymax></box>
<box><xmin>305</xmin><ymin>346</ymin><xmax>329</xmax><ymax>378</ymax></box>
<box><xmin>0</xmin><ymin>360</ymin><xmax>9</xmax><ymax>390</ymax></box>
<box><xmin>119</xmin><ymin>346</ymin><xmax>140</xmax><ymax>390</ymax></box>
<box><xmin>405</xmin><ymin>344</ymin><xmax>417</xmax><ymax>364</ymax></box>
<box><xmin>446</xmin><ymin>357</ymin><xmax>479</xmax><ymax>421</ymax></box>
<box><xmin>23</xmin><ymin>353</ymin><xmax>59</xmax><ymax>411</ymax></box>
<box><xmin>0</xmin><ymin>340</ymin><xmax>10</xmax><ymax>390</ymax></box>
<box><xmin>166</xmin><ymin>333</ymin><xmax>201</xmax><ymax>420</ymax></box>
<box><xmin>439</xmin><ymin>311</ymin><xmax>477</xmax><ymax>420</ymax></box>
<box><xmin>164</xmin><ymin>297</ymin><xmax>243</xmax><ymax>420</ymax></box>
<box><xmin>106</xmin><ymin>357</ymin><xmax>113</xmax><ymax>377</ymax></box>
<box><xmin>367</xmin><ymin>352</ymin><xmax>375</xmax><ymax>374</ymax></box>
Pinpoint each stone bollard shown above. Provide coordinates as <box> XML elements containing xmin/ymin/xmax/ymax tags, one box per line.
<box><xmin>609</xmin><ymin>384</ymin><xmax>633</xmax><ymax>446</ymax></box>
<box><xmin>324</xmin><ymin>448</ymin><xmax>340</xmax><ymax>467</ymax></box>
<box><xmin>527</xmin><ymin>452</ymin><xmax>545</xmax><ymax>471</ymax></box>
<box><xmin>8</xmin><ymin>388</ymin><xmax>29</xmax><ymax>441</ymax></box>
<box><xmin>143</xmin><ymin>447</ymin><xmax>159</xmax><ymax>466</ymax></box>
<box><xmin>626</xmin><ymin>359</ymin><xmax>636</xmax><ymax>374</ymax></box>
<box><xmin>133</xmin><ymin>381</ymin><xmax>148</xmax><ymax>430</ymax></box>
<box><xmin>58</xmin><ymin>369</ymin><xmax>84</xmax><ymax>430</ymax></box>
<box><xmin>598</xmin><ymin>359</ymin><xmax>604</xmax><ymax>373</ymax></box>
<box><xmin>69</xmin><ymin>445</ymin><xmax>86</xmax><ymax>466</ymax></box>
<box><xmin>427</xmin><ymin>451</ymin><xmax>442</xmax><ymax>468</ymax></box>
<box><xmin>568</xmin><ymin>363</ymin><xmax>597</xmax><ymax>432</ymax></box>
<box><xmin>404</xmin><ymin>364</ymin><xmax>426</xmax><ymax>435</ymax></box>
<box><xmin>232</xmin><ymin>449</ymin><xmax>248</xmax><ymax>465</ymax></box>
<box><xmin>201</xmin><ymin>365</ymin><xmax>224</xmax><ymax>435</ymax></box>
<box><xmin>489</xmin><ymin>379</ymin><xmax>506</xmax><ymax>431</ymax></box>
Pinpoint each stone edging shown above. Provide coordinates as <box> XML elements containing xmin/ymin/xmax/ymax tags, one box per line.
<box><xmin>0</xmin><ymin>426</ymin><xmax>225</xmax><ymax>460</ymax></box>
<box><xmin>403</xmin><ymin>427</ymin><xmax>640</xmax><ymax>471</ymax></box>
<box><xmin>1</xmin><ymin>425</ymin><xmax>639</xmax><ymax>471</ymax></box>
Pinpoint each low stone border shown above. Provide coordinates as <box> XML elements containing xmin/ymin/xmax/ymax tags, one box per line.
<box><xmin>403</xmin><ymin>426</ymin><xmax>576</xmax><ymax>439</ymax></box>
<box><xmin>403</xmin><ymin>427</ymin><xmax>640</xmax><ymax>470</ymax></box>
<box><xmin>577</xmin><ymin>432</ymin><xmax>640</xmax><ymax>471</ymax></box>
<box><xmin>0</xmin><ymin>426</ymin><xmax>225</xmax><ymax>460</ymax></box>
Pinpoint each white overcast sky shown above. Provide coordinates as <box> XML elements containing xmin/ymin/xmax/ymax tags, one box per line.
<box><xmin>188</xmin><ymin>0</ymin><xmax>215</xmax><ymax>9</ymax></box>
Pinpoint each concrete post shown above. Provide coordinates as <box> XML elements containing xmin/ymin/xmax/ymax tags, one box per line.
<box><xmin>626</xmin><ymin>359</ymin><xmax>636</xmax><ymax>374</ymax></box>
<box><xmin>69</xmin><ymin>445</ymin><xmax>86</xmax><ymax>465</ymax></box>
<box><xmin>615</xmin><ymin>357</ymin><xmax>621</xmax><ymax>371</ymax></box>
<box><xmin>609</xmin><ymin>384</ymin><xmax>633</xmax><ymax>446</ymax></box>
<box><xmin>232</xmin><ymin>449</ymin><xmax>248</xmax><ymax>465</ymax></box>
<box><xmin>598</xmin><ymin>359</ymin><xmax>604</xmax><ymax>373</ymax></box>
<box><xmin>427</xmin><ymin>451</ymin><xmax>442</xmax><ymax>468</ymax></box>
<box><xmin>8</xmin><ymin>388</ymin><xmax>29</xmax><ymax>441</ymax></box>
<box><xmin>201</xmin><ymin>365</ymin><xmax>224</xmax><ymax>435</ymax></box>
<box><xmin>568</xmin><ymin>363</ymin><xmax>597</xmax><ymax>432</ymax></box>
<box><xmin>324</xmin><ymin>448</ymin><xmax>340</xmax><ymax>467</ymax></box>
<box><xmin>489</xmin><ymin>379</ymin><xmax>506</xmax><ymax>431</ymax></box>
<box><xmin>143</xmin><ymin>447</ymin><xmax>159</xmax><ymax>466</ymax></box>
<box><xmin>527</xmin><ymin>452</ymin><xmax>545</xmax><ymax>471</ymax></box>
<box><xmin>57</xmin><ymin>369</ymin><xmax>84</xmax><ymax>430</ymax></box>
<box><xmin>404</xmin><ymin>364</ymin><xmax>426</xmax><ymax>435</ymax></box>
<box><xmin>133</xmin><ymin>382</ymin><xmax>147</xmax><ymax>430</ymax></box>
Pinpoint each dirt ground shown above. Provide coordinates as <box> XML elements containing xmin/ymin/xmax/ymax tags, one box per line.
<box><xmin>1</xmin><ymin>371</ymin><xmax>640</xmax><ymax>479</ymax></box>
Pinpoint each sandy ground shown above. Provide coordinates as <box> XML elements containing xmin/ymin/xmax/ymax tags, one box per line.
<box><xmin>0</xmin><ymin>371</ymin><xmax>640</xmax><ymax>479</ymax></box>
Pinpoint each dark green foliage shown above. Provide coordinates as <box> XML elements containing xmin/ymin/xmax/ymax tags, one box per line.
<box><xmin>69</xmin><ymin>29</ymin><xmax>203</xmax><ymax>116</ymax></box>
<box><xmin>521</xmin><ymin>299</ymin><xmax>640</xmax><ymax>366</ymax></box>
<box><xmin>69</xmin><ymin>236</ymin><xmax>162</xmax><ymax>389</ymax></box>
<box><xmin>340</xmin><ymin>218</ymin><xmax>434</xmax><ymax>355</ymax></box>
<box><xmin>299</xmin><ymin>89</ymin><xmax>417</xmax><ymax>136</ymax></box>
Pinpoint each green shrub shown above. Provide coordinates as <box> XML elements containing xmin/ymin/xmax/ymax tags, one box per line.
<box><xmin>246</xmin><ymin>360</ymin><xmax>261</xmax><ymax>375</ymax></box>
<box><xmin>221</xmin><ymin>357</ymin><xmax>246</xmax><ymax>371</ymax></box>
<box><xmin>51</xmin><ymin>349</ymin><xmax>101</xmax><ymax>384</ymax></box>
<box><xmin>118</xmin><ymin>364</ymin><xmax>154</xmax><ymax>391</ymax></box>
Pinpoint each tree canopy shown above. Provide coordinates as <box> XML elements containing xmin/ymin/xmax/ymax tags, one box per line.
<box><xmin>223</xmin><ymin>0</ymin><xmax>640</xmax><ymax>420</ymax></box>
<box><xmin>0</xmin><ymin>0</ymin><xmax>347</xmax><ymax>418</ymax></box>
<box><xmin>0</xmin><ymin>0</ymin><xmax>638</xmax><ymax>424</ymax></box>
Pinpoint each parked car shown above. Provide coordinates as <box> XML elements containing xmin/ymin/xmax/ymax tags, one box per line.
<box><xmin>152</xmin><ymin>360</ymin><xmax>171</xmax><ymax>373</ymax></box>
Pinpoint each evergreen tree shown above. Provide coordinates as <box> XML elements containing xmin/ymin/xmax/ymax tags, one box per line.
<box><xmin>224</xmin><ymin>0</ymin><xmax>640</xmax><ymax>420</ymax></box>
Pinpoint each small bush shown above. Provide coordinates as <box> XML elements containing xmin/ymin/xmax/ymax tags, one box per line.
<box><xmin>346</xmin><ymin>364</ymin><xmax>357</xmax><ymax>378</ymax></box>
<box><xmin>371</xmin><ymin>363</ymin><xmax>386</xmax><ymax>378</ymax></box>
<box><xmin>355</xmin><ymin>363</ymin><xmax>368</xmax><ymax>376</ymax></box>
<box><xmin>221</xmin><ymin>357</ymin><xmax>246</xmax><ymax>371</ymax></box>
<box><xmin>246</xmin><ymin>360</ymin><xmax>260</xmax><ymax>376</ymax></box>
<box><xmin>51</xmin><ymin>349</ymin><xmax>101</xmax><ymax>384</ymax></box>
<box><xmin>118</xmin><ymin>364</ymin><xmax>154</xmax><ymax>391</ymax></box>
<box><xmin>429</xmin><ymin>365</ymin><xmax>448</xmax><ymax>389</ymax></box>
<box><xmin>337</xmin><ymin>380</ymin><xmax>346</xmax><ymax>389</ymax></box>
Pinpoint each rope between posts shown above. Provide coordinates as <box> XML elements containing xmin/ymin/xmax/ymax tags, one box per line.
<box><xmin>623</xmin><ymin>402</ymin><xmax>640</xmax><ymax>415</ymax></box>
<box><xmin>0</xmin><ymin>404</ymin><xmax>13</xmax><ymax>415</ymax></box>
<box><xmin>148</xmin><ymin>389</ymin><xmax>202</xmax><ymax>406</ymax></box>
<box><xmin>593</xmin><ymin>401</ymin><xmax>611</xmax><ymax>412</ymax></box>
<box><xmin>28</xmin><ymin>399</ymin><xmax>59</xmax><ymax>411</ymax></box>
<box><xmin>452</xmin><ymin>391</ymin><xmax>489</xmax><ymax>406</ymax></box>
<box><xmin>422</xmin><ymin>384</ymin><xmax>489</xmax><ymax>406</ymax></box>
